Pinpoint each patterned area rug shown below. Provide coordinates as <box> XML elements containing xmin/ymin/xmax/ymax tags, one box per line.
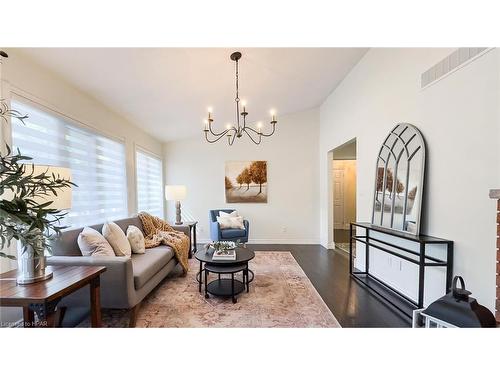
<box><xmin>82</xmin><ymin>251</ymin><xmax>340</xmax><ymax>328</ymax></box>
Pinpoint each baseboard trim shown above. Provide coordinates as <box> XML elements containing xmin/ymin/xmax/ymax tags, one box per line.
<box><xmin>198</xmin><ymin>238</ymin><xmax>321</xmax><ymax>245</ymax></box>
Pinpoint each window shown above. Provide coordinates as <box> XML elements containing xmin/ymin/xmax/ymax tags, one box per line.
<box><xmin>135</xmin><ymin>149</ymin><xmax>163</xmax><ymax>218</ymax></box>
<box><xmin>11</xmin><ymin>99</ymin><xmax>128</xmax><ymax>228</ymax></box>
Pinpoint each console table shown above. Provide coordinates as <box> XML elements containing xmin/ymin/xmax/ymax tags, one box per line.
<box><xmin>349</xmin><ymin>222</ymin><xmax>453</xmax><ymax>318</ymax></box>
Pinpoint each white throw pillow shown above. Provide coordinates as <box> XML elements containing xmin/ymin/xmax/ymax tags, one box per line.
<box><xmin>218</xmin><ymin>210</ymin><xmax>239</xmax><ymax>218</ymax></box>
<box><xmin>217</xmin><ymin>215</ymin><xmax>245</xmax><ymax>230</ymax></box>
<box><xmin>78</xmin><ymin>227</ymin><xmax>115</xmax><ymax>257</ymax></box>
<box><xmin>127</xmin><ymin>225</ymin><xmax>145</xmax><ymax>254</ymax></box>
<box><xmin>102</xmin><ymin>222</ymin><xmax>131</xmax><ymax>257</ymax></box>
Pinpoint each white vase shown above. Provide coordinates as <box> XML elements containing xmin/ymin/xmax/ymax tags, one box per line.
<box><xmin>17</xmin><ymin>245</ymin><xmax>53</xmax><ymax>285</ymax></box>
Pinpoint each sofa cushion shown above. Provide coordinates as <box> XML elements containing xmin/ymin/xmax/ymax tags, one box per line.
<box><xmin>127</xmin><ymin>225</ymin><xmax>145</xmax><ymax>254</ymax></box>
<box><xmin>221</xmin><ymin>228</ymin><xmax>247</xmax><ymax>239</ymax></box>
<box><xmin>218</xmin><ymin>210</ymin><xmax>239</xmax><ymax>218</ymax></box>
<box><xmin>102</xmin><ymin>221</ymin><xmax>131</xmax><ymax>257</ymax></box>
<box><xmin>77</xmin><ymin>227</ymin><xmax>115</xmax><ymax>257</ymax></box>
<box><xmin>53</xmin><ymin>216</ymin><xmax>144</xmax><ymax>257</ymax></box>
<box><xmin>217</xmin><ymin>215</ymin><xmax>245</xmax><ymax>230</ymax></box>
<box><xmin>131</xmin><ymin>246</ymin><xmax>174</xmax><ymax>290</ymax></box>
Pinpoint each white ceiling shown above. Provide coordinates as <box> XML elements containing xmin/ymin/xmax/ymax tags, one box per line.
<box><xmin>20</xmin><ymin>48</ymin><xmax>368</xmax><ymax>142</ymax></box>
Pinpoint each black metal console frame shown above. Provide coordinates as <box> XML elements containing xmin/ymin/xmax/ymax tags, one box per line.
<box><xmin>349</xmin><ymin>222</ymin><xmax>454</xmax><ymax>318</ymax></box>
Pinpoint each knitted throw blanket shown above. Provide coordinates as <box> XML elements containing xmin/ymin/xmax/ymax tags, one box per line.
<box><xmin>138</xmin><ymin>212</ymin><xmax>189</xmax><ymax>274</ymax></box>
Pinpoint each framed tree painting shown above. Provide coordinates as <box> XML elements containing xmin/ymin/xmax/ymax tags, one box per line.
<box><xmin>225</xmin><ymin>161</ymin><xmax>267</xmax><ymax>203</ymax></box>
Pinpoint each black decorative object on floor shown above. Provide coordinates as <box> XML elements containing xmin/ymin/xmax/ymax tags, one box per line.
<box><xmin>422</xmin><ymin>276</ymin><xmax>496</xmax><ymax>327</ymax></box>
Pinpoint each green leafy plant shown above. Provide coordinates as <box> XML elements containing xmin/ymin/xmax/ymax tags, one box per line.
<box><xmin>0</xmin><ymin>100</ymin><xmax>75</xmax><ymax>259</ymax></box>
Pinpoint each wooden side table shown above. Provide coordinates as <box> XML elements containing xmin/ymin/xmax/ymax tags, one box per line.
<box><xmin>175</xmin><ymin>221</ymin><xmax>198</xmax><ymax>258</ymax></box>
<box><xmin>0</xmin><ymin>265</ymin><xmax>106</xmax><ymax>328</ymax></box>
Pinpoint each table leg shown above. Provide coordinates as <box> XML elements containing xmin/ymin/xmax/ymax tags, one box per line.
<box><xmin>188</xmin><ymin>224</ymin><xmax>193</xmax><ymax>259</ymax></box>
<box><xmin>246</xmin><ymin>264</ymin><xmax>249</xmax><ymax>293</ymax></box>
<box><xmin>90</xmin><ymin>276</ymin><xmax>102</xmax><ymax>328</ymax></box>
<box><xmin>198</xmin><ymin>261</ymin><xmax>202</xmax><ymax>293</ymax></box>
<box><xmin>23</xmin><ymin>306</ymin><xmax>34</xmax><ymax>328</ymax></box>
<box><xmin>193</xmin><ymin>224</ymin><xmax>197</xmax><ymax>254</ymax></box>
<box><xmin>231</xmin><ymin>273</ymin><xmax>236</xmax><ymax>304</ymax></box>
<box><xmin>417</xmin><ymin>243</ymin><xmax>425</xmax><ymax>308</ymax></box>
<box><xmin>204</xmin><ymin>269</ymin><xmax>209</xmax><ymax>299</ymax></box>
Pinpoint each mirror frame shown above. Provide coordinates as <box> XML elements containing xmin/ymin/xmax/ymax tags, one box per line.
<box><xmin>371</xmin><ymin>123</ymin><xmax>426</xmax><ymax>235</ymax></box>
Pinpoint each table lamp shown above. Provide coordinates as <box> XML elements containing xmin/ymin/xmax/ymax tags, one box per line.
<box><xmin>165</xmin><ymin>185</ymin><xmax>186</xmax><ymax>225</ymax></box>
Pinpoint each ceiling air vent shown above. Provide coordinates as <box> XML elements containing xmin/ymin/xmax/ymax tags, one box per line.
<box><xmin>421</xmin><ymin>47</ymin><xmax>489</xmax><ymax>88</ymax></box>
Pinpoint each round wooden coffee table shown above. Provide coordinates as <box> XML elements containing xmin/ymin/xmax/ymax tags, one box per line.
<box><xmin>195</xmin><ymin>248</ymin><xmax>255</xmax><ymax>303</ymax></box>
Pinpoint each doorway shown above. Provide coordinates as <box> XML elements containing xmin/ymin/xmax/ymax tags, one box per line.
<box><xmin>331</xmin><ymin>139</ymin><xmax>356</xmax><ymax>252</ymax></box>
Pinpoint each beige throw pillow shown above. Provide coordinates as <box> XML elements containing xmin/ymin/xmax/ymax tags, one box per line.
<box><xmin>127</xmin><ymin>225</ymin><xmax>145</xmax><ymax>254</ymax></box>
<box><xmin>102</xmin><ymin>222</ymin><xmax>131</xmax><ymax>257</ymax></box>
<box><xmin>217</xmin><ymin>215</ymin><xmax>245</xmax><ymax>230</ymax></box>
<box><xmin>219</xmin><ymin>210</ymin><xmax>239</xmax><ymax>218</ymax></box>
<box><xmin>78</xmin><ymin>227</ymin><xmax>115</xmax><ymax>257</ymax></box>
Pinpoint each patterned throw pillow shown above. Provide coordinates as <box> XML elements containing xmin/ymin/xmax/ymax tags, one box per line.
<box><xmin>127</xmin><ymin>225</ymin><xmax>146</xmax><ymax>254</ymax></box>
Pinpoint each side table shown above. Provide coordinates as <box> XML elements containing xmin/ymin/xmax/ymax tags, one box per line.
<box><xmin>181</xmin><ymin>221</ymin><xmax>198</xmax><ymax>258</ymax></box>
<box><xmin>0</xmin><ymin>265</ymin><xmax>106</xmax><ymax>328</ymax></box>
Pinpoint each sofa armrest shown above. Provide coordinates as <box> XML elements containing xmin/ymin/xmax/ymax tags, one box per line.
<box><xmin>47</xmin><ymin>256</ymin><xmax>135</xmax><ymax>309</ymax></box>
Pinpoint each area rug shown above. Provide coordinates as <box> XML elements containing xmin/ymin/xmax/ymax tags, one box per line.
<box><xmin>82</xmin><ymin>251</ymin><xmax>340</xmax><ymax>328</ymax></box>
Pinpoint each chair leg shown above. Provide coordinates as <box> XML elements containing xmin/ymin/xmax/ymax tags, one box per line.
<box><xmin>129</xmin><ymin>302</ymin><xmax>141</xmax><ymax>328</ymax></box>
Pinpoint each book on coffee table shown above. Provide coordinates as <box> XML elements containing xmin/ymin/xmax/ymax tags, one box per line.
<box><xmin>212</xmin><ymin>249</ymin><xmax>236</xmax><ymax>261</ymax></box>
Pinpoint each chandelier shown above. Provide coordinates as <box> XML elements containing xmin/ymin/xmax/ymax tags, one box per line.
<box><xmin>203</xmin><ymin>51</ymin><xmax>278</xmax><ymax>145</ymax></box>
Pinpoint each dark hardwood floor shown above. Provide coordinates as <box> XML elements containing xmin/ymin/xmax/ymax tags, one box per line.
<box><xmin>198</xmin><ymin>243</ymin><xmax>411</xmax><ymax>327</ymax></box>
<box><xmin>333</xmin><ymin>229</ymin><xmax>350</xmax><ymax>244</ymax></box>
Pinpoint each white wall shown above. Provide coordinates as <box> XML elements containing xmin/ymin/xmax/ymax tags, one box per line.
<box><xmin>0</xmin><ymin>49</ymin><xmax>163</xmax><ymax>272</ymax></box>
<box><xmin>164</xmin><ymin>108</ymin><xmax>320</xmax><ymax>244</ymax></box>
<box><xmin>320</xmin><ymin>48</ymin><xmax>500</xmax><ymax>310</ymax></box>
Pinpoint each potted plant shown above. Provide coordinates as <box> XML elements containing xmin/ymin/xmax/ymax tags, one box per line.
<box><xmin>0</xmin><ymin>100</ymin><xmax>75</xmax><ymax>283</ymax></box>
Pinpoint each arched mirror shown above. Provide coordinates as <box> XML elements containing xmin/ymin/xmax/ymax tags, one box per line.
<box><xmin>371</xmin><ymin>123</ymin><xmax>426</xmax><ymax>235</ymax></box>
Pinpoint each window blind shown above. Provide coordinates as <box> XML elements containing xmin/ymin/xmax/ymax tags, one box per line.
<box><xmin>136</xmin><ymin>149</ymin><xmax>163</xmax><ymax>218</ymax></box>
<box><xmin>11</xmin><ymin>99</ymin><xmax>128</xmax><ymax>228</ymax></box>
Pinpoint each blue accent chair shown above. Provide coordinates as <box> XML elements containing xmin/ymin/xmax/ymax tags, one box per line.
<box><xmin>209</xmin><ymin>209</ymin><xmax>249</xmax><ymax>244</ymax></box>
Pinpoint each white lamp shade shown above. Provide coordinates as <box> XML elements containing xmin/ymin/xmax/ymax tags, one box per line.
<box><xmin>1</xmin><ymin>165</ymin><xmax>73</xmax><ymax>210</ymax></box>
<box><xmin>165</xmin><ymin>185</ymin><xmax>186</xmax><ymax>201</ymax></box>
